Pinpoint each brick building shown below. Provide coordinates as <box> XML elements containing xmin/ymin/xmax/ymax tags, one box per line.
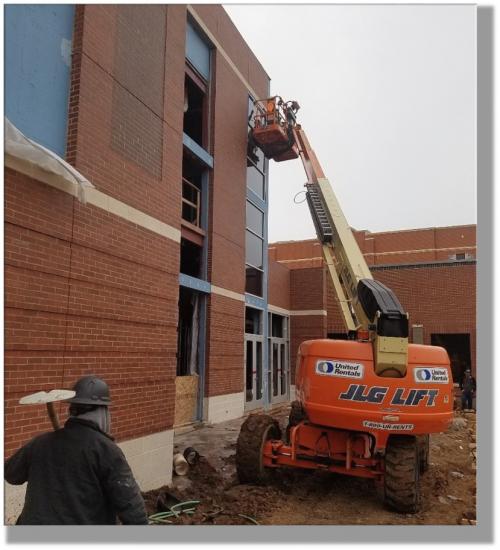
<box><xmin>3</xmin><ymin>4</ymin><xmax>476</xmax><ymax>523</ymax></box>
<box><xmin>4</xmin><ymin>4</ymin><xmax>285</xmax><ymax>520</ymax></box>
<box><xmin>269</xmin><ymin>224</ymin><xmax>477</xmax><ymax>390</ymax></box>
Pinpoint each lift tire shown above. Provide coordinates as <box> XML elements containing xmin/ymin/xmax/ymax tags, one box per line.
<box><xmin>417</xmin><ymin>434</ymin><xmax>430</xmax><ymax>473</ymax></box>
<box><xmin>285</xmin><ymin>401</ymin><xmax>306</xmax><ymax>443</ymax></box>
<box><xmin>384</xmin><ymin>436</ymin><xmax>421</xmax><ymax>513</ymax></box>
<box><xmin>236</xmin><ymin>414</ymin><xmax>281</xmax><ymax>484</ymax></box>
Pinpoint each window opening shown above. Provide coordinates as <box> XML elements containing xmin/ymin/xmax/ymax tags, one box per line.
<box><xmin>182</xmin><ymin>156</ymin><xmax>204</xmax><ymax>228</ymax></box>
<box><xmin>271</xmin><ymin>314</ymin><xmax>284</xmax><ymax>338</ymax></box>
<box><xmin>430</xmin><ymin>333</ymin><xmax>472</xmax><ymax>382</ymax></box>
<box><xmin>245</xmin><ymin>307</ymin><xmax>262</xmax><ymax>335</ymax></box>
<box><xmin>180</xmin><ymin>238</ymin><xmax>203</xmax><ymax>278</ymax></box>
<box><xmin>183</xmin><ymin>74</ymin><xmax>206</xmax><ymax>147</ymax></box>
<box><xmin>176</xmin><ymin>287</ymin><xmax>201</xmax><ymax>377</ymax></box>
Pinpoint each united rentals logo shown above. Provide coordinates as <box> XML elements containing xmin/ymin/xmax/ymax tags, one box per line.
<box><xmin>316</xmin><ymin>360</ymin><xmax>364</xmax><ymax>379</ymax></box>
<box><xmin>414</xmin><ymin>367</ymin><xmax>449</xmax><ymax>384</ymax></box>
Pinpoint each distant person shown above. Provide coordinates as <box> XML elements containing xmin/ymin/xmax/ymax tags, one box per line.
<box><xmin>4</xmin><ymin>376</ymin><xmax>148</xmax><ymax>525</ymax></box>
<box><xmin>460</xmin><ymin>368</ymin><xmax>476</xmax><ymax>411</ymax></box>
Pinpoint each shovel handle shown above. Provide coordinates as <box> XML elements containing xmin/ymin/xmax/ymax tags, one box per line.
<box><xmin>46</xmin><ymin>402</ymin><xmax>60</xmax><ymax>430</ymax></box>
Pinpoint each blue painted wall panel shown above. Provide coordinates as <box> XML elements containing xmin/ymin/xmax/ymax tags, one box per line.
<box><xmin>5</xmin><ymin>4</ymin><xmax>75</xmax><ymax>157</ymax></box>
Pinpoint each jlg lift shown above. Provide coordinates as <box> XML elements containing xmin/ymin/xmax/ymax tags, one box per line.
<box><xmin>236</xmin><ymin>97</ymin><xmax>454</xmax><ymax>513</ymax></box>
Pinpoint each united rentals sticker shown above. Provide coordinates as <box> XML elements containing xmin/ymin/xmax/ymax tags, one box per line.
<box><xmin>413</xmin><ymin>367</ymin><xmax>449</xmax><ymax>384</ymax></box>
<box><xmin>316</xmin><ymin>360</ymin><xmax>364</xmax><ymax>379</ymax></box>
<box><xmin>362</xmin><ymin>420</ymin><xmax>414</xmax><ymax>431</ymax></box>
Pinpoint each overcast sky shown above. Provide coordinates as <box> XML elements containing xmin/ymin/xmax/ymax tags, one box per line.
<box><xmin>224</xmin><ymin>4</ymin><xmax>476</xmax><ymax>242</ymax></box>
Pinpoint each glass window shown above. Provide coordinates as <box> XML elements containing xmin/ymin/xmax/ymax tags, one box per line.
<box><xmin>246</xmin><ymin>230</ymin><xmax>263</xmax><ymax>268</ymax></box>
<box><xmin>247</xmin><ymin>148</ymin><xmax>265</xmax><ymax>173</ymax></box>
<box><xmin>246</xmin><ymin>201</ymin><xmax>264</xmax><ymax>237</ymax></box>
<box><xmin>245</xmin><ymin>266</ymin><xmax>263</xmax><ymax>296</ymax></box>
<box><xmin>245</xmin><ymin>307</ymin><xmax>262</xmax><ymax>334</ymax></box>
<box><xmin>271</xmin><ymin>314</ymin><xmax>284</xmax><ymax>338</ymax></box>
<box><xmin>247</xmin><ymin>165</ymin><xmax>265</xmax><ymax>199</ymax></box>
<box><xmin>248</xmin><ymin>96</ymin><xmax>255</xmax><ymax>127</ymax></box>
<box><xmin>186</xmin><ymin>22</ymin><xmax>210</xmax><ymax>80</ymax></box>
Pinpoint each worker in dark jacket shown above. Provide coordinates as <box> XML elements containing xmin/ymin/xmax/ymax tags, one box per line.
<box><xmin>460</xmin><ymin>368</ymin><xmax>476</xmax><ymax>411</ymax></box>
<box><xmin>4</xmin><ymin>376</ymin><xmax>148</xmax><ymax>525</ymax></box>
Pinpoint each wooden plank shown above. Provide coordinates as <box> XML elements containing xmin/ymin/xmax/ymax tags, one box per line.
<box><xmin>174</xmin><ymin>374</ymin><xmax>199</xmax><ymax>427</ymax></box>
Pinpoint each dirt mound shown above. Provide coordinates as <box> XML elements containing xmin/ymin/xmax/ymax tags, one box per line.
<box><xmin>143</xmin><ymin>455</ymin><xmax>282</xmax><ymax>525</ymax></box>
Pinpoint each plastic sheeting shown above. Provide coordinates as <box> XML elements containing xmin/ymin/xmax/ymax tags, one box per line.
<box><xmin>4</xmin><ymin>117</ymin><xmax>94</xmax><ymax>203</ymax></box>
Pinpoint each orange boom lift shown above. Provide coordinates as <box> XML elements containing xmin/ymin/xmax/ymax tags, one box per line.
<box><xmin>236</xmin><ymin>97</ymin><xmax>454</xmax><ymax>512</ymax></box>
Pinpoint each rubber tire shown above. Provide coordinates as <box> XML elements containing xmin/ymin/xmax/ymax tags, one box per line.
<box><xmin>236</xmin><ymin>414</ymin><xmax>281</xmax><ymax>484</ymax></box>
<box><xmin>384</xmin><ymin>436</ymin><xmax>421</xmax><ymax>513</ymax></box>
<box><xmin>417</xmin><ymin>434</ymin><xmax>430</xmax><ymax>473</ymax></box>
<box><xmin>285</xmin><ymin>400</ymin><xmax>306</xmax><ymax>443</ymax></box>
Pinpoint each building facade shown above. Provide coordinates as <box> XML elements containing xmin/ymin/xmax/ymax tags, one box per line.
<box><xmin>4</xmin><ymin>4</ymin><xmax>288</xmax><ymax>521</ymax></box>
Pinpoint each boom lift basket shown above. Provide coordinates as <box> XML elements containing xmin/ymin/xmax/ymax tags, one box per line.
<box><xmin>251</xmin><ymin>97</ymin><xmax>299</xmax><ymax>162</ymax></box>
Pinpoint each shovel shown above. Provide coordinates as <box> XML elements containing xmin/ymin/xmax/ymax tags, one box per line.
<box><xmin>19</xmin><ymin>389</ymin><xmax>76</xmax><ymax>430</ymax></box>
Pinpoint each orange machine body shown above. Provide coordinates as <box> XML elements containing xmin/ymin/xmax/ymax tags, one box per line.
<box><xmin>262</xmin><ymin>339</ymin><xmax>454</xmax><ymax>478</ymax></box>
<box><xmin>296</xmin><ymin>339</ymin><xmax>453</xmax><ymax>445</ymax></box>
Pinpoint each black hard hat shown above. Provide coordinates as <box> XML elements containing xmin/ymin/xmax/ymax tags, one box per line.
<box><xmin>68</xmin><ymin>376</ymin><xmax>111</xmax><ymax>406</ymax></box>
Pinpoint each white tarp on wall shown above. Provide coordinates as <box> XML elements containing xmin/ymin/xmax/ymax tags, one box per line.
<box><xmin>4</xmin><ymin>117</ymin><xmax>94</xmax><ymax>203</ymax></box>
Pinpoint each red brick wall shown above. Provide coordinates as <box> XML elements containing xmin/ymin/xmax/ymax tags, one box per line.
<box><xmin>355</xmin><ymin>226</ymin><xmax>476</xmax><ymax>265</ymax></box>
<box><xmin>268</xmin><ymin>259</ymin><xmax>290</xmax><ymax>310</ymax></box>
<box><xmin>289</xmin><ymin>267</ymin><xmax>327</xmax><ymax>382</ymax></box>
<box><xmin>4</xmin><ymin>169</ymin><xmax>179</xmax><ymax>457</ymax></box>
<box><xmin>67</xmin><ymin>5</ymin><xmax>184</xmax><ymax>225</ymax></box>
<box><xmin>372</xmin><ymin>264</ymin><xmax>476</xmax><ymax>376</ymax></box>
<box><xmin>205</xmin><ymin>294</ymin><xmax>245</xmax><ymax>397</ymax></box>
<box><xmin>272</xmin><ymin>225</ymin><xmax>477</xmax><ymax>268</ymax></box>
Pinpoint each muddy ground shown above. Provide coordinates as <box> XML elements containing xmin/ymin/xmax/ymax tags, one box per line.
<box><xmin>143</xmin><ymin>407</ymin><xmax>476</xmax><ymax>526</ymax></box>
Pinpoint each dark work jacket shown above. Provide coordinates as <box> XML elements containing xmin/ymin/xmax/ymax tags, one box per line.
<box><xmin>461</xmin><ymin>375</ymin><xmax>477</xmax><ymax>393</ymax></box>
<box><xmin>4</xmin><ymin>417</ymin><xmax>148</xmax><ymax>525</ymax></box>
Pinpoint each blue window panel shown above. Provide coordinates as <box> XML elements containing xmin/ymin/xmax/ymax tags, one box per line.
<box><xmin>183</xmin><ymin>133</ymin><xmax>214</xmax><ymax>168</ymax></box>
<box><xmin>179</xmin><ymin>273</ymin><xmax>211</xmax><ymax>294</ymax></box>
<box><xmin>5</xmin><ymin>5</ymin><xmax>75</xmax><ymax>158</ymax></box>
<box><xmin>186</xmin><ymin>22</ymin><xmax>210</xmax><ymax>81</ymax></box>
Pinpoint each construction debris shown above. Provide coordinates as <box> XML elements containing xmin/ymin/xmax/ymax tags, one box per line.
<box><xmin>142</xmin><ymin>407</ymin><xmax>476</xmax><ymax>525</ymax></box>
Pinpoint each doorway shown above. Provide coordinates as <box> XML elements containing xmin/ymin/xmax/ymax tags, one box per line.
<box><xmin>175</xmin><ymin>286</ymin><xmax>205</xmax><ymax>427</ymax></box>
<box><xmin>244</xmin><ymin>307</ymin><xmax>264</xmax><ymax>410</ymax></box>
<box><xmin>430</xmin><ymin>333</ymin><xmax>471</xmax><ymax>383</ymax></box>
<box><xmin>268</xmin><ymin>313</ymin><xmax>290</xmax><ymax>404</ymax></box>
